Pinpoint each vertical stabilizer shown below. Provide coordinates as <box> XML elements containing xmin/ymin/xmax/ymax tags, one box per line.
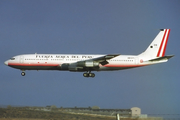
<box><xmin>139</xmin><ymin>29</ymin><xmax>170</xmax><ymax>59</ymax></box>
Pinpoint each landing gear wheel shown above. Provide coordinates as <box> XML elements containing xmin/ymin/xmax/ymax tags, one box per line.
<box><xmin>89</xmin><ymin>73</ymin><xmax>95</xmax><ymax>78</ymax></box>
<box><xmin>83</xmin><ymin>72</ymin><xmax>95</xmax><ymax>78</ymax></box>
<box><xmin>83</xmin><ymin>73</ymin><xmax>89</xmax><ymax>77</ymax></box>
<box><xmin>21</xmin><ymin>72</ymin><xmax>25</xmax><ymax>76</ymax></box>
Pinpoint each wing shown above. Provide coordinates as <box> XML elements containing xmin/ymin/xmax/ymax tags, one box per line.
<box><xmin>75</xmin><ymin>54</ymin><xmax>120</xmax><ymax>67</ymax></box>
<box><xmin>87</xmin><ymin>54</ymin><xmax>120</xmax><ymax>65</ymax></box>
<box><xmin>64</xmin><ymin>54</ymin><xmax>120</xmax><ymax>71</ymax></box>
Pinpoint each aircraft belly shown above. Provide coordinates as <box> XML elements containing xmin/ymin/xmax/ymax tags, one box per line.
<box><xmin>8</xmin><ymin>62</ymin><xmax>61</xmax><ymax>70</ymax></box>
<box><xmin>99</xmin><ymin>66</ymin><xmax>129</xmax><ymax>71</ymax></box>
<box><xmin>9</xmin><ymin>65</ymin><xmax>60</xmax><ymax>70</ymax></box>
<box><xmin>99</xmin><ymin>64</ymin><xmax>146</xmax><ymax>71</ymax></box>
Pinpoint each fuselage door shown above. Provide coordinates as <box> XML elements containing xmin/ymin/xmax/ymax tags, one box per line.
<box><xmin>135</xmin><ymin>57</ymin><xmax>139</xmax><ymax>64</ymax></box>
<box><xmin>20</xmin><ymin>56</ymin><xmax>24</xmax><ymax>63</ymax></box>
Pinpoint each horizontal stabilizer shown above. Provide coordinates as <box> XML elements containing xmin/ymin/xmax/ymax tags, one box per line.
<box><xmin>149</xmin><ymin>55</ymin><xmax>174</xmax><ymax>62</ymax></box>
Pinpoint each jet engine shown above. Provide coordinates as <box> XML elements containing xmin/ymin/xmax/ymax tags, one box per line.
<box><xmin>60</xmin><ymin>61</ymin><xmax>99</xmax><ymax>71</ymax></box>
<box><xmin>60</xmin><ymin>63</ymin><xmax>69</xmax><ymax>70</ymax></box>
<box><xmin>77</xmin><ymin>61</ymin><xmax>99</xmax><ymax>67</ymax></box>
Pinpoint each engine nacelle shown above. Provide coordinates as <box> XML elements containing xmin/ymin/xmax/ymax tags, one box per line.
<box><xmin>61</xmin><ymin>61</ymin><xmax>99</xmax><ymax>71</ymax></box>
<box><xmin>68</xmin><ymin>63</ymin><xmax>84</xmax><ymax>71</ymax></box>
<box><xmin>60</xmin><ymin>63</ymin><xmax>69</xmax><ymax>70</ymax></box>
<box><xmin>77</xmin><ymin>61</ymin><xmax>99</xmax><ymax>67</ymax></box>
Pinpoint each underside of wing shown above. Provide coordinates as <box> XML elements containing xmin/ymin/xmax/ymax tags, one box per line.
<box><xmin>88</xmin><ymin>54</ymin><xmax>120</xmax><ymax>65</ymax></box>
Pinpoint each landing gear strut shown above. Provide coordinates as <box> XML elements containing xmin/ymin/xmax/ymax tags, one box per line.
<box><xmin>83</xmin><ymin>72</ymin><xmax>95</xmax><ymax>78</ymax></box>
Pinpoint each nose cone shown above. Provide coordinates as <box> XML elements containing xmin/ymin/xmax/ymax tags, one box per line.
<box><xmin>4</xmin><ymin>60</ymin><xmax>8</xmax><ymax>65</ymax></box>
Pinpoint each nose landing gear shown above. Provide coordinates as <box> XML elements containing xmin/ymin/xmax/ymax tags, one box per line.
<box><xmin>21</xmin><ymin>71</ymin><xmax>26</xmax><ymax>76</ymax></box>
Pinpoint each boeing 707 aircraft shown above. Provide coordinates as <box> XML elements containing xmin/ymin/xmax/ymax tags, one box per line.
<box><xmin>4</xmin><ymin>29</ymin><xmax>174</xmax><ymax>77</ymax></box>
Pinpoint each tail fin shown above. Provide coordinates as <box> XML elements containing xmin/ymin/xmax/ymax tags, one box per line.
<box><xmin>139</xmin><ymin>29</ymin><xmax>171</xmax><ymax>58</ymax></box>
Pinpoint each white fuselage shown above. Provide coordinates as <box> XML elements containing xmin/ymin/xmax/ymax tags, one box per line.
<box><xmin>5</xmin><ymin>54</ymin><xmax>161</xmax><ymax>71</ymax></box>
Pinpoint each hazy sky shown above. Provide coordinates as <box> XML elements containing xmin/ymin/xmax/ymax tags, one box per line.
<box><xmin>0</xmin><ymin>0</ymin><xmax>180</xmax><ymax>117</ymax></box>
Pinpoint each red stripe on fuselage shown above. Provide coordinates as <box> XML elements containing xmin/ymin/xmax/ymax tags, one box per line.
<box><xmin>8</xmin><ymin>63</ymin><xmax>147</xmax><ymax>70</ymax></box>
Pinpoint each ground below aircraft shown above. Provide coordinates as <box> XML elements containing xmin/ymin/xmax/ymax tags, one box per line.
<box><xmin>4</xmin><ymin>29</ymin><xmax>174</xmax><ymax>77</ymax></box>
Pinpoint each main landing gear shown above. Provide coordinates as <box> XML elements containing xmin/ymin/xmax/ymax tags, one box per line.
<box><xmin>83</xmin><ymin>72</ymin><xmax>95</xmax><ymax>78</ymax></box>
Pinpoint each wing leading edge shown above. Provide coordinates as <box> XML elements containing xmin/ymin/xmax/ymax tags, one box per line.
<box><xmin>88</xmin><ymin>54</ymin><xmax>120</xmax><ymax>65</ymax></box>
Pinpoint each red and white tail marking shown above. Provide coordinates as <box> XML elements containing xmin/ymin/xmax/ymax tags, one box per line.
<box><xmin>157</xmin><ymin>29</ymin><xmax>170</xmax><ymax>57</ymax></box>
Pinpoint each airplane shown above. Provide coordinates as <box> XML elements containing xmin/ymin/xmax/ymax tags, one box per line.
<box><xmin>4</xmin><ymin>29</ymin><xmax>174</xmax><ymax>77</ymax></box>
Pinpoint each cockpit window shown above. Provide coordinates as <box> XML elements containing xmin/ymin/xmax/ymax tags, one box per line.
<box><xmin>10</xmin><ymin>58</ymin><xmax>15</xmax><ymax>60</ymax></box>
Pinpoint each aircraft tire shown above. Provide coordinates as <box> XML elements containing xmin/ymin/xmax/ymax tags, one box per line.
<box><xmin>21</xmin><ymin>72</ymin><xmax>25</xmax><ymax>76</ymax></box>
<box><xmin>83</xmin><ymin>73</ymin><xmax>89</xmax><ymax>77</ymax></box>
<box><xmin>89</xmin><ymin>73</ymin><xmax>95</xmax><ymax>78</ymax></box>
<box><xmin>92</xmin><ymin>73</ymin><xmax>95</xmax><ymax>77</ymax></box>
